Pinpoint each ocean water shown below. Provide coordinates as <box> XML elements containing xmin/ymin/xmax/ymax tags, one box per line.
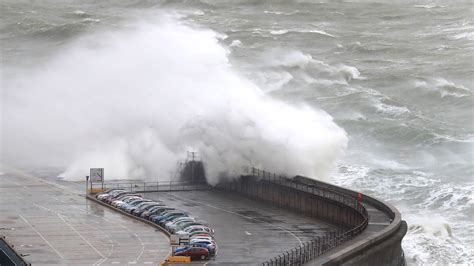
<box><xmin>1</xmin><ymin>0</ymin><xmax>473</xmax><ymax>265</ymax></box>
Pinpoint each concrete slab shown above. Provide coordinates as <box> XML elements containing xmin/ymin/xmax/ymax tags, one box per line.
<box><xmin>0</xmin><ymin>173</ymin><xmax>170</xmax><ymax>265</ymax></box>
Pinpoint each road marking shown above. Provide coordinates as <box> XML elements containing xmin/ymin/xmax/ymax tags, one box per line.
<box><xmin>19</xmin><ymin>214</ymin><xmax>65</xmax><ymax>259</ymax></box>
<box><xmin>6</xmin><ymin>167</ymin><xmax>168</xmax><ymax>263</ymax></box>
<box><xmin>39</xmin><ymin>195</ymin><xmax>116</xmax><ymax>265</ymax></box>
<box><xmin>144</xmin><ymin>262</ymin><xmax>153</xmax><ymax>264</ymax></box>
<box><xmin>245</xmin><ymin>231</ymin><xmax>252</xmax><ymax>235</ymax></box>
<box><xmin>94</xmin><ymin>214</ymin><xmax>148</xmax><ymax>263</ymax></box>
<box><xmin>111</xmin><ymin>262</ymin><xmax>120</xmax><ymax>264</ymax></box>
<box><xmin>32</xmin><ymin>202</ymin><xmax>107</xmax><ymax>265</ymax></box>
<box><xmin>56</xmin><ymin>213</ymin><xmax>107</xmax><ymax>265</ymax></box>
<box><xmin>168</xmin><ymin>193</ymin><xmax>303</xmax><ymax>245</ymax></box>
<box><xmin>133</xmin><ymin>233</ymin><xmax>145</xmax><ymax>262</ymax></box>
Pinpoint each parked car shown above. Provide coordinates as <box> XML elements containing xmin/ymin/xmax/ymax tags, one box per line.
<box><xmin>157</xmin><ymin>213</ymin><xmax>189</xmax><ymax>226</ymax></box>
<box><xmin>188</xmin><ymin>231</ymin><xmax>214</xmax><ymax>238</ymax></box>
<box><xmin>95</xmin><ymin>188</ymin><xmax>118</xmax><ymax>200</ymax></box>
<box><xmin>97</xmin><ymin>189</ymin><xmax>126</xmax><ymax>201</ymax></box>
<box><xmin>143</xmin><ymin>207</ymin><xmax>175</xmax><ymax>220</ymax></box>
<box><xmin>111</xmin><ymin>195</ymin><xmax>142</xmax><ymax>208</ymax></box>
<box><xmin>104</xmin><ymin>191</ymin><xmax>134</xmax><ymax>204</ymax></box>
<box><xmin>174</xmin><ymin>247</ymin><xmax>209</xmax><ymax>260</ymax></box>
<box><xmin>121</xmin><ymin>199</ymin><xmax>152</xmax><ymax>213</ymax></box>
<box><xmin>94</xmin><ymin>188</ymin><xmax>218</xmax><ymax>259</ymax></box>
<box><xmin>190</xmin><ymin>240</ymin><xmax>217</xmax><ymax>256</ymax></box>
<box><xmin>96</xmin><ymin>188</ymin><xmax>122</xmax><ymax>199</ymax></box>
<box><xmin>176</xmin><ymin>226</ymin><xmax>213</xmax><ymax>236</ymax></box>
<box><xmin>152</xmin><ymin>211</ymin><xmax>188</xmax><ymax>225</ymax></box>
<box><xmin>190</xmin><ymin>236</ymin><xmax>215</xmax><ymax>243</ymax></box>
<box><xmin>165</xmin><ymin>217</ymin><xmax>196</xmax><ymax>232</ymax></box>
<box><xmin>132</xmin><ymin>202</ymin><xmax>164</xmax><ymax>216</ymax></box>
<box><xmin>170</xmin><ymin>221</ymin><xmax>206</xmax><ymax>233</ymax></box>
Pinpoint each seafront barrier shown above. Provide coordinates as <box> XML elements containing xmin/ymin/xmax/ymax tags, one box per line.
<box><xmin>215</xmin><ymin>168</ymin><xmax>406</xmax><ymax>266</ymax></box>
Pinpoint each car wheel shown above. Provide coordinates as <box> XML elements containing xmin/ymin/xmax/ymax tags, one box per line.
<box><xmin>200</xmin><ymin>255</ymin><xmax>206</xmax><ymax>260</ymax></box>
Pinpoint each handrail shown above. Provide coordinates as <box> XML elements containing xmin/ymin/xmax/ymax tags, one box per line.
<box><xmin>100</xmin><ymin>180</ymin><xmax>210</xmax><ymax>193</ymax></box>
<box><xmin>245</xmin><ymin>168</ymin><xmax>369</xmax><ymax>265</ymax></box>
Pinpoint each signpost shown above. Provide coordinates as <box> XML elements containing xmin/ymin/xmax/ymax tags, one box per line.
<box><xmin>88</xmin><ymin>168</ymin><xmax>104</xmax><ymax>193</ymax></box>
<box><xmin>90</xmin><ymin>168</ymin><xmax>104</xmax><ymax>183</ymax></box>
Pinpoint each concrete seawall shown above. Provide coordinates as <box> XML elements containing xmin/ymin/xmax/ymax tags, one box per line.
<box><xmin>216</xmin><ymin>171</ymin><xmax>406</xmax><ymax>265</ymax></box>
<box><xmin>295</xmin><ymin>176</ymin><xmax>406</xmax><ymax>266</ymax></box>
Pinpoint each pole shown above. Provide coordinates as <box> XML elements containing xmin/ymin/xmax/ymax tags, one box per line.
<box><xmin>190</xmin><ymin>151</ymin><xmax>195</xmax><ymax>183</ymax></box>
<box><xmin>86</xmin><ymin>176</ymin><xmax>89</xmax><ymax>193</ymax></box>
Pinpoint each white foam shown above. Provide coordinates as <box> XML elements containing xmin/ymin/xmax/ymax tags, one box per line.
<box><xmin>72</xmin><ymin>10</ymin><xmax>87</xmax><ymax>16</ymax></box>
<box><xmin>298</xmin><ymin>29</ymin><xmax>336</xmax><ymax>38</ymax></box>
<box><xmin>413</xmin><ymin>4</ymin><xmax>444</xmax><ymax>9</ymax></box>
<box><xmin>414</xmin><ymin>77</ymin><xmax>471</xmax><ymax>98</ymax></box>
<box><xmin>270</xmin><ymin>29</ymin><xmax>289</xmax><ymax>35</ymax></box>
<box><xmin>373</xmin><ymin>102</ymin><xmax>410</xmax><ymax>117</ymax></box>
<box><xmin>229</xmin><ymin>39</ymin><xmax>242</xmax><ymax>47</ymax></box>
<box><xmin>83</xmin><ymin>18</ymin><xmax>100</xmax><ymax>23</ymax></box>
<box><xmin>3</xmin><ymin>16</ymin><xmax>348</xmax><ymax>184</ymax></box>
<box><xmin>452</xmin><ymin>31</ymin><xmax>474</xmax><ymax>41</ymax></box>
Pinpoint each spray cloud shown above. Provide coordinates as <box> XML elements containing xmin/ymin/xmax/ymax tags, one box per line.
<box><xmin>2</xmin><ymin>16</ymin><xmax>347</xmax><ymax>184</ymax></box>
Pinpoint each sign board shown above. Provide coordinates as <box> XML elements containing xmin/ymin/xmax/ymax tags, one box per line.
<box><xmin>90</xmin><ymin>168</ymin><xmax>104</xmax><ymax>183</ymax></box>
<box><xmin>170</xmin><ymin>234</ymin><xmax>190</xmax><ymax>246</ymax></box>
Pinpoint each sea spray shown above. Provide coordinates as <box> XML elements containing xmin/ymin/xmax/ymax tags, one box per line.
<box><xmin>2</xmin><ymin>16</ymin><xmax>347</xmax><ymax>184</ymax></box>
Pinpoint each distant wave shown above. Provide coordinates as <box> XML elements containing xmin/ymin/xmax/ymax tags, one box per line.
<box><xmin>414</xmin><ymin>78</ymin><xmax>471</xmax><ymax>98</ymax></box>
<box><xmin>270</xmin><ymin>29</ymin><xmax>288</xmax><ymax>35</ymax></box>
<box><xmin>451</xmin><ymin>31</ymin><xmax>474</xmax><ymax>41</ymax></box>
<box><xmin>269</xmin><ymin>28</ymin><xmax>336</xmax><ymax>37</ymax></box>
<box><xmin>229</xmin><ymin>39</ymin><xmax>242</xmax><ymax>47</ymax></box>
<box><xmin>253</xmin><ymin>49</ymin><xmax>362</xmax><ymax>92</ymax></box>
<box><xmin>263</xmin><ymin>10</ymin><xmax>299</xmax><ymax>15</ymax></box>
<box><xmin>413</xmin><ymin>4</ymin><xmax>445</xmax><ymax>9</ymax></box>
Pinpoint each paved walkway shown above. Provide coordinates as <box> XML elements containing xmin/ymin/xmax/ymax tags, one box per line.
<box><xmin>0</xmin><ymin>171</ymin><xmax>170</xmax><ymax>265</ymax></box>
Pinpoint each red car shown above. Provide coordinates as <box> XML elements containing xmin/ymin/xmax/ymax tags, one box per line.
<box><xmin>175</xmin><ymin>247</ymin><xmax>209</xmax><ymax>260</ymax></box>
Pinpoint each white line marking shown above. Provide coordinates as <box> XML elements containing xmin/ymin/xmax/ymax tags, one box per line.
<box><xmin>31</xmin><ymin>202</ymin><xmax>106</xmax><ymax>265</ymax></box>
<box><xmin>19</xmin><ymin>214</ymin><xmax>65</xmax><ymax>259</ymax></box>
<box><xmin>133</xmin><ymin>233</ymin><xmax>145</xmax><ymax>261</ymax></box>
<box><xmin>144</xmin><ymin>262</ymin><xmax>153</xmax><ymax>264</ymax></box>
<box><xmin>36</xmin><ymin>195</ymin><xmax>116</xmax><ymax>265</ymax></box>
<box><xmin>7</xmin><ymin>166</ymin><xmax>161</xmax><ymax>263</ymax></box>
<box><xmin>56</xmin><ymin>213</ymin><xmax>106</xmax><ymax>265</ymax></box>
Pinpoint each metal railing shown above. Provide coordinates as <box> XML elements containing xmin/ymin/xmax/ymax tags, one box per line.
<box><xmin>102</xmin><ymin>180</ymin><xmax>210</xmax><ymax>193</ymax></box>
<box><xmin>251</xmin><ymin>168</ymin><xmax>368</xmax><ymax>223</ymax></box>
<box><xmin>217</xmin><ymin>168</ymin><xmax>369</xmax><ymax>266</ymax></box>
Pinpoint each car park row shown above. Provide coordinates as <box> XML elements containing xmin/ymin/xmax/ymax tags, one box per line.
<box><xmin>95</xmin><ymin>188</ymin><xmax>217</xmax><ymax>260</ymax></box>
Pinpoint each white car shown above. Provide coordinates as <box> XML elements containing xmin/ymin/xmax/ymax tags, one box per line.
<box><xmin>176</xmin><ymin>226</ymin><xmax>214</xmax><ymax>235</ymax></box>
<box><xmin>190</xmin><ymin>237</ymin><xmax>215</xmax><ymax>244</ymax></box>
<box><xmin>165</xmin><ymin>217</ymin><xmax>195</xmax><ymax>231</ymax></box>
<box><xmin>171</xmin><ymin>221</ymin><xmax>208</xmax><ymax>233</ymax></box>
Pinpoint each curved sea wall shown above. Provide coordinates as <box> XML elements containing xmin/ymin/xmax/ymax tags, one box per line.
<box><xmin>216</xmin><ymin>169</ymin><xmax>406</xmax><ymax>265</ymax></box>
<box><xmin>294</xmin><ymin>176</ymin><xmax>407</xmax><ymax>266</ymax></box>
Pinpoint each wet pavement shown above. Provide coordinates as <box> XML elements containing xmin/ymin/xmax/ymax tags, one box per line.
<box><xmin>1</xmin><ymin>168</ymin><xmax>338</xmax><ymax>265</ymax></box>
<box><xmin>0</xmin><ymin>171</ymin><xmax>170</xmax><ymax>265</ymax></box>
<box><xmin>147</xmin><ymin>190</ymin><xmax>337</xmax><ymax>265</ymax></box>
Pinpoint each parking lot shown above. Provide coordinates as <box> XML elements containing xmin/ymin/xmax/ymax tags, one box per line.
<box><xmin>0</xmin><ymin>172</ymin><xmax>170</xmax><ymax>265</ymax></box>
<box><xmin>147</xmin><ymin>189</ymin><xmax>337</xmax><ymax>265</ymax></box>
<box><xmin>3</xmin><ymin>169</ymin><xmax>338</xmax><ymax>265</ymax></box>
